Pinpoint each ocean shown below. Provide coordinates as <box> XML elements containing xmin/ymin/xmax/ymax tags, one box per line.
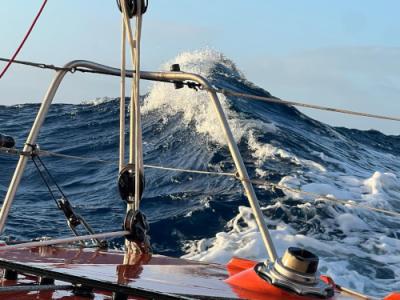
<box><xmin>1</xmin><ymin>49</ymin><xmax>399</xmax><ymax>297</ymax></box>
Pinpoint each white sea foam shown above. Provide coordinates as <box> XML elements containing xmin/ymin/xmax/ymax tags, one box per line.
<box><xmin>164</xmin><ymin>50</ymin><xmax>400</xmax><ymax>297</ymax></box>
<box><xmin>80</xmin><ymin>96</ymin><xmax>114</xmax><ymax>106</ymax></box>
<box><xmin>142</xmin><ymin>49</ymin><xmax>277</xmax><ymax>144</ymax></box>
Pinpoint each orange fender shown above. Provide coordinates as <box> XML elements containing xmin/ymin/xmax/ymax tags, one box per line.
<box><xmin>225</xmin><ymin>257</ymin><xmax>334</xmax><ymax>300</ymax></box>
<box><xmin>385</xmin><ymin>293</ymin><xmax>400</xmax><ymax>300</ymax></box>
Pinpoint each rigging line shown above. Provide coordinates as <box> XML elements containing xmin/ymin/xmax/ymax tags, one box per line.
<box><xmin>0</xmin><ymin>230</ymin><xmax>129</xmax><ymax>251</ymax></box>
<box><xmin>121</xmin><ymin>0</ymin><xmax>138</xmax><ymax>214</ymax></box>
<box><xmin>0</xmin><ymin>0</ymin><xmax>48</xmax><ymax>79</ymax></box>
<box><xmin>34</xmin><ymin>155</ymin><xmax>67</xmax><ymax>199</ymax></box>
<box><xmin>246</xmin><ymin>178</ymin><xmax>400</xmax><ymax>218</ymax></box>
<box><xmin>134</xmin><ymin>1</ymin><xmax>145</xmax><ymax>213</ymax></box>
<box><xmin>1</xmin><ymin>54</ymin><xmax>399</xmax><ymax>123</ymax></box>
<box><xmin>120</xmin><ymin>16</ymin><xmax>127</xmax><ymax>172</ymax></box>
<box><xmin>39</xmin><ymin>148</ymin><xmax>400</xmax><ymax>217</ymax></box>
<box><xmin>213</xmin><ymin>88</ymin><xmax>400</xmax><ymax>122</ymax></box>
<box><xmin>143</xmin><ymin>164</ymin><xmax>237</xmax><ymax>177</ymax></box>
<box><xmin>0</xmin><ymin>146</ymin><xmax>29</xmax><ymax>157</ymax></box>
<box><xmin>2</xmin><ymin>56</ymin><xmax>399</xmax><ymax>123</ymax></box>
<box><xmin>120</xmin><ymin>0</ymin><xmax>137</xmax><ymax>166</ymax></box>
<box><xmin>38</xmin><ymin>149</ymin><xmax>115</xmax><ymax>164</ymax></box>
<box><xmin>3</xmin><ymin>146</ymin><xmax>399</xmax><ymax>217</ymax></box>
<box><xmin>0</xmin><ymin>57</ymin><xmax>71</xmax><ymax>72</ymax></box>
<box><xmin>31</xmin><ymin>156</ymin><xmax>60</xmax><ymax>207</ymax></box>
<box><xmin>120</xmin><ymin>0</ymin><xmax>145</xmax><ymax>212</ymax></box>
<box><xmin>0</xmin><ymin>285</ymin><xmax>73</xmax><ymax>294</ymax></box>
<box><xmin>1</xmin><ymin>146</ymin><xmax>236</xmax><ymax>176</ymax></box>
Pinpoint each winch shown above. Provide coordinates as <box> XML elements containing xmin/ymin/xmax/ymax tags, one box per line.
<box><xmin>0</xmin><ymin>133</ymin><xmax>15</xmax><ymax>149</ymax></box>
<box><xmin>256</xmin><ymin>247</ymin><xmax>334</xmax><ymax>298</ymax></box>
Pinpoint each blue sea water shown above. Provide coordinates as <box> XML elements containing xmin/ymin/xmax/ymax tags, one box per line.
<box><xmin>0</xmin><ymin>50</ymin><xmax>399</xmax><ymax>297</ymax></box>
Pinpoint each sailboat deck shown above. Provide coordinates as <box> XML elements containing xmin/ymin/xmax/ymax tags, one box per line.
<box><xmin>0</xmin><ymin>246</ymin><xmax>361</xmax><ymax>300</ymax></box>
<box><xmin>0</xmin><ymin>246</ymin><xmax>239</xmax><ymax>299</ymax></box>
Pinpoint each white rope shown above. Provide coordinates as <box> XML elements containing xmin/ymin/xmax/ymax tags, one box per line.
<box><xmin>120</xmin><ymin>0</ymin><xmax>136</xmax><ymax>168</ymax></box>
<box><xmin>119</xmin><ymin>16</ymin><xmax>127</xmax><ymax>172</ymax></box>
<box><xmin>0</xmin><ymin>147</ymin><xmax>235</xmax><ymax>176</ymax></box>
<box><xmin>0</xmin><ymin>285</ymin><xmax>72</xmax><ymax>293</ymax></box>
<box><xmin>134</xmin><ymin>2</ymin><xmax>144</xmax><ymax>213</ymax></box>
<box><xmin>1</xmin><ymin>55</ymin><xmax>399</xmax><ymax>123</ymax></box>
<box><xmin>215</xmin><ymin>89</ymin><xmax>400</xmax><ymax>122</ymax></box>
<box><xmin>2</xmin><ymin>146</ymin><xmax>398</xmax><ymax>218</ymax></box>
<box><xmin>35</xmin><ymin>149</ymin><xmax>115</xmax><ymax>164</ymax></box>
<box><xmin>143</xmin><ymin>164</ymin><xmax>236</xmax><ymax>177</ymax></box>
<box><xmin>0</xmin><ymin>230</ymin><xmax>129</xmax><ymax>251</ymax></box>
<box><xmin>120</xmin><ymin>0</ymin><xmax>144</xmax><ymax>212</ymax></box>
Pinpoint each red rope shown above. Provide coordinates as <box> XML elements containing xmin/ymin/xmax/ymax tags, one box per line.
<box><xmin>0</xmin><ymin>0</ymin><xmax>48</xmax><ymax>79</ymax></box>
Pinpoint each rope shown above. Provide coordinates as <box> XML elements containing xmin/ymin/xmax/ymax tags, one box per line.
<box><xmin>0</xmin><ymin>0</ymin><xmax>48</xmax><ymax>79</ymax></box>
<box><xmin>0</xmin><ymin>146</ymin><xmax>30</xmax><ymax>157</ymax></box>
<box><xmin>1</xmin><ymin>55</ymin><xmax>399</xmax><ymax>123</ymax></box>
<box><xmin>0</xmin><ymin>285</ymin><xmax>72</xmax><ymax>294</ymax></box>
<box><xmin>120</xmin><ymin>0</ymin><xmax>145</xmax><ymax>212</ymax></box>
<box><xmin>34</xmin><ymin>154</ymin><xmax>68</xmax><ymax>200</ymax></box>
<box><xmin>1</xmin><ymin>145</ymin><xmax>235</xmax><ymax>175</ymax></box>
<box><xmin>133</xmin><ymin>2</ymin><xmax>144</xmax><ymax>212</ymax></box>
<box><xmin>143</xmin><ymin>164</ymin><xmax>236</xmax><ymax>177</ymax></box>
<box><xmin>27</xmin><ymin>148</ymin><xmax>236</xmax><ymax>177</ymax></box>
<box><xmin>120</xmin><ymin>0</ymin><xmax>137</xmax><ymax>166</ymax></box>
<box><xmin>38</xmin><ymin>149</ymin><xmax>115</xmax><ymax>164</ymax></box>
<box><xmin>1</xmin><ymin>146</ymin><xmax>399</xmax><ymax>218</ymax></box>
<box><xmin>0</xmin><ymin>230</ymin><xmax>128</xmax><ymax>251</ymax></box>
<box><xmin>213</xmin><ymin>88</ymin><xmax>400</xmax><ymax>122</ymax></box>
<box><xmin>120</xmin><ymin>17</ymin><xmax>127</xmax><ymax>172</ymax></box>
<box><xmin>0</xmin><ymin>57</ymin><xmax>73</xmax><ymax>72</ymax></box>
<box><xmin>28</xmin><ymin>149</ymin><xmax>102</xmax><ymax>246</ymax></box>
<box><xmin>31</xmin><ymin>155</ymin><xmax>63</xmax><ymax>208</ymax></box>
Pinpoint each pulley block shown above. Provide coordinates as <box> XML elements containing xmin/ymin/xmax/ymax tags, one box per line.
<box><xmin>0</xmin><ymin>133</ymin><xmax>15</xmax><ymax>148</ymax></box>
<box><xmin>170</xmin><ymin>64</ymin><xmax>184</xmax><ymax>89</ymax></box>
<box><xmin>118</xmin><ymin>164</ymin><xmax>145</xmax><ymax>203</ymax></box>
<box><xmin>123</xmin><ymin>209</ymin><xmax>149</xmax><ymax>242</ymax></box>
<box><xmin>116</xmin><ymin>0</ymin><xmax>148</xmax><ymax>18</ymax></box>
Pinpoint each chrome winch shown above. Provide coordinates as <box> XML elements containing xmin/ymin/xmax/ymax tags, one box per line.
<box><xmin>256</xmin><ymin>247</ymin><xmax>334</xmax><ymax>298</ymax></box>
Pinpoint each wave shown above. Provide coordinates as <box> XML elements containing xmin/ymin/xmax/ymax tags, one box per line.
<box><xmin>0</xmin><ymin>49</ymin><xmax>399</xmax><ymax>297</ymax></box>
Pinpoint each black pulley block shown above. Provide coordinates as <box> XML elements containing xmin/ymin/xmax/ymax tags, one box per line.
<box><xmin>116</xmin><ymin>0</ymin><xmax>148</xmax><ymax>18</ymax></box>
<box><xmin>118</xmin><ymin>164</ymin><xmax>145</xmax><ymax>203</ymax></box>
<box><xmin>123</xmin><ymin>209</ymin><xmax>149</xmax><ymax>242</ymax></box>
<box><xmin>170</xmin><ymin>64</ymin><xmax>184</xmax><ymax>89</ymax></box>
<box><xmin>0</xmin><ymin>133</ymin><xmax>15</xmax><ymax>148</ymax></box>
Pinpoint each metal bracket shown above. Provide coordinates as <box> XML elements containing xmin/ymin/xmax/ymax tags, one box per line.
<box><xmin>256</xmin><ymin>261</ymin><xmax>334</xmax><ymax>298</ymax></box>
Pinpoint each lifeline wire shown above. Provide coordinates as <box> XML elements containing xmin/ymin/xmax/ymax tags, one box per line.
<box><xmin>0</xmin><ymin>56</ymin><xmax>399</xmax><ymax>123</ymax></box>
<box><xmin>1</xmin><ymin>146</ymin><xmax>398</xmax><ymax>219</ymax></box>
<box><xmin>0</xmin><ymin>230</ymin><xmax>129</xmax><ymax>251</ymax></box>
<box><xmin>212</xmin><ymin>88</ymin><xmax>400</xmax><ymax>122</ymax></box>
<box><xmin>0</xmin><ymin>285</ymin><xmax>72</xmax><ymax>294</ymax></box>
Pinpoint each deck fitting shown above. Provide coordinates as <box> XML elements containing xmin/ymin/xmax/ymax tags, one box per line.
<box><xmin>3</xmin><ymin>269</ymin><xmax>18</xmax><ymax>280</ymax></box>
<box><xmin>73</xmin><ymin>284</ymin><xmax>94</xmax><ymax>298</ymax></box>
<box><xmin>112</xmin><ymin>291</ymin><xmax>128</xmax><ymax>300</ymax></box>
<box><xmin>39</xmin><ymin>276</ymin><xmax>55</xmax><ymax>285</ymax></box>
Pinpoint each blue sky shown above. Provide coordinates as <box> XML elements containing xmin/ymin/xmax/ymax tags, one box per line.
<box><xmin>0</xmin><ymin>1</ymin><xmax>399</xmax><ymax>134</ymax></box>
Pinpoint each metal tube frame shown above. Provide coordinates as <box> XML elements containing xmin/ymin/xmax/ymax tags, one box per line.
<box><xmin>0</xmin><ymin>60</ymin><xmax>278</xmax><ymax>262</ymax></box>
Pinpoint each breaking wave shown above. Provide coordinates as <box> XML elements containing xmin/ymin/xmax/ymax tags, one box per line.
<box><xmin>0</xmin><ymin>49</ymin><xmax>399</xmax><ymax>297</ymax></box>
